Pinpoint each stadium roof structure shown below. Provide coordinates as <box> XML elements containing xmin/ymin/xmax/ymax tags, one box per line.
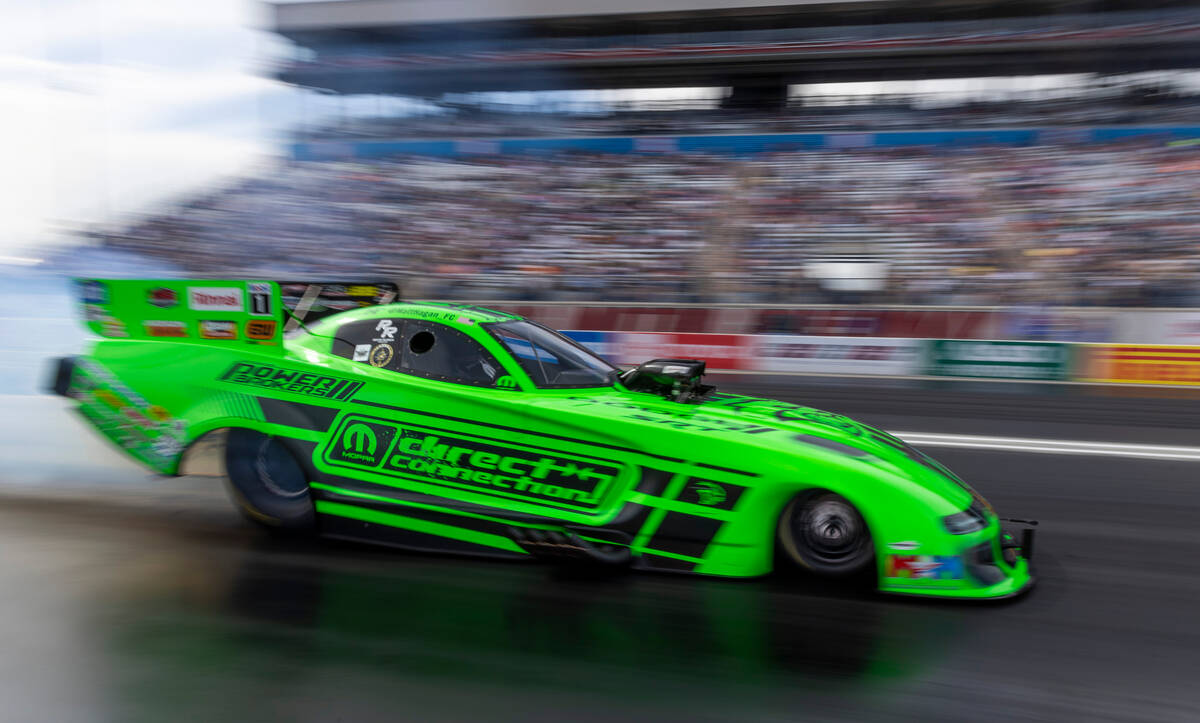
<box><xmin>271</xmin><ymin>0</ymin><xmax>1200</xmax><ymax>99</ymax></box>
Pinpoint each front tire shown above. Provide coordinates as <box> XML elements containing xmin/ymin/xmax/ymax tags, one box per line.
<box><xmin>777</xmin><ymin>490</ymin><xmax>873</xmax><ymax>577</ymax></box>
<box><xmin>224</xmin><ymin>428</ymin><xmax>315</xmax><ymax>533</ymax></box>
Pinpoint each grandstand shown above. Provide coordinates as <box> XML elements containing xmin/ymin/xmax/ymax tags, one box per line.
<box><xmin>81</xmin><ymin>1</ymin><xmax>1200</xmax><ymax>307</ymax></box>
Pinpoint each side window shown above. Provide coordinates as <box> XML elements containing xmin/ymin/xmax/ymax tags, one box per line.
<box><xmin>333</xmin><ymin>318</ymin><xmax>504</xmax><ymax>388</ymax></box>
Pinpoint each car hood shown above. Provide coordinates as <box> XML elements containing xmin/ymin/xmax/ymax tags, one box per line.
<box><xmin>563</xmin><ymin>389</ymin><xmax>981</xmax><ymax>511</ymax></box>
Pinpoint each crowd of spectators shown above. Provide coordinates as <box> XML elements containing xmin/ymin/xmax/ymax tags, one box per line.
<box><xmin>94</xmin><ymin>139</ymin><xmax>1200</xmax><ymax>307</ymax></box>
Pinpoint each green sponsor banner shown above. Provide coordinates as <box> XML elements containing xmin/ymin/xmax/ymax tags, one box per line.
<box><xmin>925</xmin><ymin>340</ymin><xmax>1070</xmax><ymax>381</ymax></box>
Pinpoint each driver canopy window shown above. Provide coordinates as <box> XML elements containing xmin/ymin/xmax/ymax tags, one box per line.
<box><xmin>333</xmin><ymin>318</ymin><xmax>503</xmax><ymax>387</ymax></box>
<box><xmin>487</xmin><ymin>320</ymin><xmax>617</xmax><ymax>388</ymax></box>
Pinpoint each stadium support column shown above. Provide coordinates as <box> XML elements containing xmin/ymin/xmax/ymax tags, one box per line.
<box><xmin>722</xmin><ymin>76</ymin><xmax>788</xmax><ymax>111</ymax></box>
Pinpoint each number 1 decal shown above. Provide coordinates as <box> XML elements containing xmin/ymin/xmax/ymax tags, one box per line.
<box><xmin>248</xmin><ymin>282</ymin><xmax>273</xmax><ymax>316</ymax></box>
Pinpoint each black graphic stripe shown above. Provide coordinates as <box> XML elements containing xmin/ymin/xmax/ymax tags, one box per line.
<box><xmin>639</xmin><ymin>554</ymin><xmax>697</xmax><ymax>573</ymax></box>
<box><xmin>258</xmin><ymin>397</ymin><xmax>339</xmax><ymax>433</ymax></box>
<box><xmin>321</xmin><ymin>513</ymin><xmax>524</xmax><ymax>559</ymax></box>
<box><xmin>646</xmin><ymin>512</ymin><xmax>724</xmax><ymax>560</ymax></box>
<box><xmin>351</xmin><ymin>399</ymin><xmax>759</xmax><ymax>478</ymax></box>
<box><xmin>634</xmin><ymin>467</ymin><xmax>673</xmax><ymax>495</ymax></box>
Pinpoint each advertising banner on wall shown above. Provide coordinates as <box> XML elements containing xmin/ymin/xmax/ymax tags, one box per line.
<box><xmin>613</xmin><ymin>333</ymin><xmax>754</xmax><ymax>371</ymax></box>
<box><xmin>1111</xmin><ymin>312</ymin><xmax>1200</xmax><ymax>345</ymax></box>
<box><xmin>925</xmin><ymin>340</ymin><xmax>1071</xmax><ymax>380</ymax></box>
<box><xmin>1080</xmin><ymin>345</ymin><xmax>1200</xmax><ymax>385</ymax></box>
<box><xmin>754</xmin><ymin>336</ymin><xmax>923</xmax><ymax>375</ymax></box>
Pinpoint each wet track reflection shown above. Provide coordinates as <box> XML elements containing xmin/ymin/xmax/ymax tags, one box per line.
<box><xmin>4</xmin><ymin>380</ymin><xmax>1200</xmax><ymax>721</ymax></box>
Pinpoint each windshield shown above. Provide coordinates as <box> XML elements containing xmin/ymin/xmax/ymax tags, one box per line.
<box><xmin>487</xmin><ymin>321</ymin><xmax>618</xmax><ymax>389</ymax></box>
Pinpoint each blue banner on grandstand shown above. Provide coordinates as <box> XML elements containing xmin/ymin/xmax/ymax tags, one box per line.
<box><xmin>290</xmin><ymin>126</ymin><xmax>1200</xmax><ymax>161</ymax></box>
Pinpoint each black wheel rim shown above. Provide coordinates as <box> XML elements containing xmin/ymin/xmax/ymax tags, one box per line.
<box><xmin>793</xmin><ymin>497</ymin><xmax>867</xmax><ymax>566</ymax></box>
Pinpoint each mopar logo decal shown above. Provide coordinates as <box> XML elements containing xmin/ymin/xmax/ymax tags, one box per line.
<box><xmin>496</xmin><ymin>375</ymin><xmax>517</xmax><ymax>389</ymax></box>
<box><xmin>328</xmin><ymin>421</ymin><xmax>393</xmax><ymax>466</ymax></box>
<box><xmin>345</xmin><ymin>424</ymin><xmax>376</xmax><ymax>455</ymax></box>
<box><xmin>321</xmin><ymin>415</ymin><xmax>624</xmax><ymax>511</ymax></box>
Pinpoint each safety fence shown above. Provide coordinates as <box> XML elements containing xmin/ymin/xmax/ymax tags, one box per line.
<box><xmin>561</xmin><ymin>332</ymin><xmax>1200</xmax><ymax>386</ymax></box>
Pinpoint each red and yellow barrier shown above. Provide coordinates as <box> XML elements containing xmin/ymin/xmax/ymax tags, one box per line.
<box><xmin>1082</xmin><ymin>345</ymin><xmax>1200</xmax><ymax>385</ymax></box>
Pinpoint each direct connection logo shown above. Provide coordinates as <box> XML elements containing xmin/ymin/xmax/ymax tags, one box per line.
<box><xmin>322</xmin><ymin>415</ymin><xmax>623</xmax><ymax>510</ymax></box>
<box><xmin>188</xmin><ymin>287</ymin><xmax>243</xmax><ymax>312</ymax></box>
<box><xmin>218</xmin><ymin>362</ymin><xmax>363</xmax><ymax>400</ymax></box>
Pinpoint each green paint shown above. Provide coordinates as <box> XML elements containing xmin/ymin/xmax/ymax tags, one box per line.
<box><xmin>60</xmin><ymin>278</ymin><xmax>1034</xmax><ymax>600</ymax></box>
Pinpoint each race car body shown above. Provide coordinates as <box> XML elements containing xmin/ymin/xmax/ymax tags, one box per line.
<box><xmin>52</xmin><ymin>279</ymin><xmax>1034</xmax><ymax>600</ymax></box>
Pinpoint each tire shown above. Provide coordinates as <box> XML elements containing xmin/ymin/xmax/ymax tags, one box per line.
<box><xmin>224</xmin><ymin>428</ymin><xmax>315</xmax><ymax>533</ymax></box>
<box><xmin>777</xmin><ymin>490</ymin><xmax>873</xmax><ymax>577</ymax></box>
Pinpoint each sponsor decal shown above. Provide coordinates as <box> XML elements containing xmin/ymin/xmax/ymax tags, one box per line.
<box><xmin>143</xmin><ymin>320</ymin><xmax>188</xmax><ymax>338</ymax></box>
<box><xmin>83</xmin><ymin>304</ymin><xmax>107</xmax><ymax>321</ymax></box>
<box><xmin>146</xmin><ymin>287</ymin><xmax>178</xmax><ymax>308</ymax></box>
<box><xmin>218</xmin><ymin>362</ymin><xmax>363</xmax><ymax>400</ymax></box>
<box><xmin>887</xmin><ymin>541</ymin><xmax>920</xmax><ymax>551</ymax></box>
<box><xmin>885</xmin><ymin>554</ymin><xmax>964</xmax><ymax>580</ymax></box>
<box><xmin>147</xmin><ymin>405</ymin><xmax>170</xmax><ymax>422</ymax></box>
<box><xmin>352</xmin><ymin>344</ymin><xmax>371</xmax><ymax>362</ymax></box>
<box><xmin>93</xmin><ymin>389</ymin><xmax>124</xmax><ymax>410</ymax></box>
<box><xmin>199</xmin><ymin>320</ymin><xmax>238</xmax><ymax>340</ymax></box>
<box><xmin>244</xmin><ymin>319</ymin><xmax>277</xmax><ymax>340</ymax></box>
<box><xmin>247</xmin><ymin>281</ymin><xmax>272</xmax><ymax>316</ymax></box>
<box><xmin>456</xmin><ymin>316</ymin><xmax>476</xmax><ymax>325</ymax></box>
<box><xmin>691</xmin><ymin>480</ymin><xmax>726</xmax><ymax>506</ymax></box>
<box><xmin>496</xmin><ymin>375</ymin><xmax>517</xmax><ymax>389</ymax></box>
<box><xmin>369</xmin><ymin>344</ymin><xmax>394</xmax><ymax>368</ymax></box>
<box><xmin>77</xmin><ymin>279</ymin><xmax>108</xmax><ymax>304</ymax></box>
<box><xmin>100</xmin><ymin>317</ymin><xmax>129</xmax><ymax>338</ymax></box>
<box><xmin>322</xmin><ymin>415</ymin><xmax>622</xmax><ymax>511</ymax></box>
<box><xmin>121</xmin><ymin>407</ymin><xmax>154</xmax><ymax>428</ymax></box>
<box><xmin>187</xmin><ymin>286</ymin><xmax>243</xmax><ymax>312</ymax></box>
<box><xmin>374</xmin><ymin>319</ymin><xmax>397</xmax><ymax>343</ymax></box>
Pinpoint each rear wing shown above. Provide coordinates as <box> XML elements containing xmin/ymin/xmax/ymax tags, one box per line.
<box><xmin>73</xmin><ymin>279</ymin><xmax>399</xmax><ymax>351</ymax></box>
<box><xmin>277</xmin><ymin>281</ymin><xmax>399</xmax><ymax>330</ymax></box>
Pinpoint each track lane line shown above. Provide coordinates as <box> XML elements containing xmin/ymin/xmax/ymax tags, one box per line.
<box><xmin>893</xmin><ymin>431</ymin><xmax>1200</xmax><ymax>461</ymax></box>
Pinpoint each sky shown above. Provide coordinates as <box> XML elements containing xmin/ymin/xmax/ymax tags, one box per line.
<box><xmin>0</xmin><ymin>0</ymin><xmax>299</xmax><ymax>260</ymax></box>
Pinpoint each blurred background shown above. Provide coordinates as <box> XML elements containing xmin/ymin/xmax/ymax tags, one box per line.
<box><xmin>4</xmin><ymin>1</ymin><xmax>1200</xmax><ymax>721</ymax></box>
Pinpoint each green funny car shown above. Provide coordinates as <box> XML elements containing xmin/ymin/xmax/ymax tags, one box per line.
<box><xmin>51</xmin><ymin>279</ymin><xmax>1034</xmax><ymax>600</ymax></box>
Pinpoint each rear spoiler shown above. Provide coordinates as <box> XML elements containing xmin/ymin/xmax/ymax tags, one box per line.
<box><xmin>73</xmin><ymin>279</ymin><xmax>399</xmax><ymax>350</ymax></box>
<box><xmin>277</xmin><ymin>281</ymin><xmax>399</xmax><ymax>330</ymax></box>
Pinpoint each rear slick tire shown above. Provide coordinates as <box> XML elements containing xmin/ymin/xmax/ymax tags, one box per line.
<box><xmin>224</xmin><ymin>428</ymin><xmax>315</xmax><ymax>534</ymax></box>
<box><xmin>777</xmin><ymin>490</ymin><xmax>873</xmax><ymax>577</ymax></box>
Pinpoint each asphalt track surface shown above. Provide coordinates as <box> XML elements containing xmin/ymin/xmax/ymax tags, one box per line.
<box><xmin>3</xmin><ymin>377</ymin><xmax>1200</xmax><ymax>722</ymax></box>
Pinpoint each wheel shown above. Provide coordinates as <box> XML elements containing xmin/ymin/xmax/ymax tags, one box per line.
<box><xmin>777</xmin><ymin>490</ymin><xmax>873</xmax><ymax>576</ymax></box>
<box><xmin>224</xmin><ymin>428</ymin><xmax>315</xmax><ymax>533</ymax></box>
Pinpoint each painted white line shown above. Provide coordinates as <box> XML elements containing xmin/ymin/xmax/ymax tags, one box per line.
<box><xmin>893</xmin><ymin>431</ymin><xmax>1200</xmax><ymax>462</ymax></box>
